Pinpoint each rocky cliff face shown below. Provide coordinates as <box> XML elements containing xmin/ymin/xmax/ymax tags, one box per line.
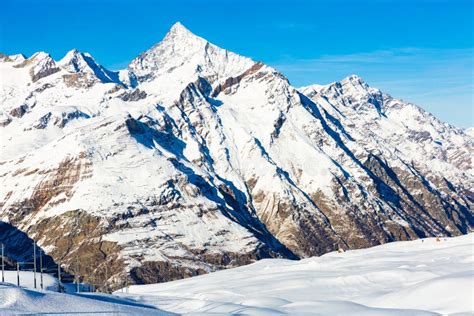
<box><xmin>1</xmin><ymin>22</ymin><xmax>472</xmax><ymax>290</ymax></box>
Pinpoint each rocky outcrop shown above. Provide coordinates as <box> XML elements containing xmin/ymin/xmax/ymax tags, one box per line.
<box><xmin>118</xmin><ymin>88</ymin><xmax>147</xmax><ymax>101</ymax></box>
<box><xmin>9</xmin><ymin>104</ymin><xmax>28</xmax><ymax>118</ymax></box>
<box><xmin>211</xmin><ymin>62</ymin><xmax>264</xmax><ymax>97</ymax></box>
<box><xmin>6</xmin><ymin>154</ymin><xmax>92</xmax><ymax>223</ymax></box>
<box><xmin>14</xmin><ymin>52</ymin><xmax>61</xmax><ymax>82</ymax></box>
<box><xmin>0</xmin><ymin>53</ymin><xmax>12</xmax><ymax>62</ymax></box>
<box><xmin>0</xmin><ymin>115</ymin><xmax>11</xmax><ymax>127</ymax></box>
<box><xmin>63</xmin><ymin>73</ymin><xmax>97</xmax><ymax>88</ymax></box>
<box><xmin>24</xmin><ymin>210</ymin><xmax>125</xmax><ymax>291</ymax></box>
<box><xmin>1</xmin><ymin>23</ymin><xmax>472</xmax><ymax>291</ymax></box>
<box><xmin>29</xmin><ymin>110</ymin><xmax>90</xmax><ymax>129</ymax></box>
<box><xmin>30</xmin><ymin>65</ymin><xmax>60</xmax><ymax>82</ymax></box>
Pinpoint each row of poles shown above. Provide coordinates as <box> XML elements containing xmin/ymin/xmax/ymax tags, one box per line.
<box><xmin>1</xmin><ymin>242</ymin><xmax>59</xmax><ymax>290</ymax></box>
<box><xmin>1</xmin><ymin>242</ymin><xmax>129</xmax><ymax>293</ymax></box>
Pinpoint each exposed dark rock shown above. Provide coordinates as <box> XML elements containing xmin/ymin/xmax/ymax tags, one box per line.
<box><xmin>0</xmin><ymin>116</ymin><xmax>12</xmax><ymax>127</ymax></box>
<box><xmin>211</xmin><ymin>62</ymin><xmax>264</xmax><ymax>97</ymax></box>
<box><xmin>0</xmin><ymin>53</ymin><xmax>12</xmax><ymax>62</ymax></box>
<box><xmin>30</xmin><ymin>66</ymin><xmax>60</xmax><ymax>83</ymax></box>
<box><xmin>63</xmin><ymin>73</ymin><xmax>97</xmax><ymax>88</ymax></box>
<box><xmin>118</xmin><ymin>89</ymin><xmax>147</xmax><ymax>101</ymax></box>
<box><xmin>9</xmin><ymin>104</ymin><xmax>28</xmax><ymax>118</ymax></box>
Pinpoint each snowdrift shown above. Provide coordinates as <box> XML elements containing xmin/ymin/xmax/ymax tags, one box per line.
<box><xmin>115</xmin><ymin>234</ymin><xmax>474</xmax><ymax>315</ymax></box>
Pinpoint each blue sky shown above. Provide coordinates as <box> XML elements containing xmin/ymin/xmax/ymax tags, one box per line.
<box><xmin>1</xmin><ymin>0</ymin><xmax>472</xmax><ymax>127</ymax></box>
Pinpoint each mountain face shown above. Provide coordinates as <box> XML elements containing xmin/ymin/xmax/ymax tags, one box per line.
<box><xmin>1</xmin><ymin>22</ymin><xmax>473</xmax><ymax>290</ymax></box>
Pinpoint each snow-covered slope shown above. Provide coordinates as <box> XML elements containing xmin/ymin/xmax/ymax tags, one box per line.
<box><xmin>2</xmin><ymin>235</ymin><xmax>471</xmax><ymax>315</ymax></box>
<box><xmin>1</xmin><ymin>271</ymin><xmax>58</xmax><ymax>292</ymax></box>
<box><xmin>466</xmin><ymin>127</ymin><xmax>474</xmax><ymax>138</ymax></box>
<box><xmin>300</xmin><ymin>76</ymin><xmax>472</xmax><ymax>181</ymax></box>
<box><xmin>116</xmin><ymin>234</ymin><xmax>474</xmax><ymax>315</ymax></box>
<box><xmin>0</xmin><ymin>283</ymin><xmax>170</xmax><ymax>315</ymax></box>
<box><xmin>1</xmin><ymin>22</ymin><xmax>473</xmax><ymax>290</ymax></box>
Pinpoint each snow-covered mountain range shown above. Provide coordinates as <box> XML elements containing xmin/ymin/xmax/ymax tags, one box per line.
<box><xmin>1</xmin><ymin>22</ymin><xmax>472</xmax><ymax>289</ymax></box>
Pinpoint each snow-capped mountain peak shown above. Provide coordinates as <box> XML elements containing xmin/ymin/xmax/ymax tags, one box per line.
<box><xmin>1</xmin><ymin>23</ymin><xmax>472</xmax><ymax>292</ymax></box>
<box><xmin>57</xmin><ymin>48</ymin><xmax>121</xmax><ymax>85</ymax></box>
<box><xmin>339</xmin><ymin>74</ymin><xmax>371</xmax><ymax>92</ymax></box>
<box><xmin>299</xmin><ymin>75</ymin><xmax>369</xmax><ymax>99</ymax></box>
<box><xmin>11</xmin><ymin>51</ymin><xmax>60</xmax><ymax>82</ymax></box>
<box><xmin>22</xmin><ymin>51</ymin><xmax>56</xmax><ymax>68</ymax></box>
<box><xmin>166</xmin><ymin>21</ymin><xmax>198</xmax><ymax>40</ymax></box>
<box><xmin>10</xmin><ymin>53</ymin><xmax>26</xmax><ymax>63</ymax></box>
<box><xmin>128</xmin><ymin>22</ymin><xmax>256</xmax><ymax>91</ymax></box>
<box><xmin>298</xmin><ymin>83</ymin><xmax>326</xmax><ymax>98</ymax></box>
<box><xmin>0</xmin><ymin>53</ymin><xmax>26</xmax><ymax>63</ymax></box>
<box><xmin>342</xmin><ymin>74</ymin><xmax>365</xmax><ymax>83</ymax></box>
<box><xmin>317</xmin><ymin>74</ymin><xmax>384</xmax><ymax>112</ymax></box>
<box><xmin>29</xmin><ymin>51</ymin><xmax>52</xmax><ymax>61</ymax></box>
<box><xmin>58</xmin><ymin>48</ymin><xmax>87</xmax><ymax>72</ymax></box>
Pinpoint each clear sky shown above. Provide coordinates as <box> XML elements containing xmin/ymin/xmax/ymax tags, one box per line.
<box><xmin>1</xmin><ymin>0</ymin><xmax>472</xmax><ymax>127</ymax></box>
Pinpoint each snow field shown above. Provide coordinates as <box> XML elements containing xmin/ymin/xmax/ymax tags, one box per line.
<box><xmin>115</xmin><ymin>234</ymin><xmax>474</xmax><ymax>315</ymax></box>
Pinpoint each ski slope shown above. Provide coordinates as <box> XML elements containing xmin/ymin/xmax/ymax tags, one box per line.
<box><xmin>115</xmin><ymin>234</ymin><xmax>474</xmax><ymax>315</ymax></box>
<box><xmin>0</xmin><ymin>234</ymin><xmax>472</xmax><ymax>315</ymax></box>
<box><xmin>0</xmin><ymin>284</ymin><xmax>171</xmax><ymax>315</ymax></box>
<box><xmin>0</xmin><ymin>272</ymin><xmax>171</xmax><ymax>314</ymax></box>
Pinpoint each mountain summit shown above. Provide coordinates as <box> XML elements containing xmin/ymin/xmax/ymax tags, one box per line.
<box><xmin>128</xmin><ymin>22</ymin><xmax>256</xmax><ymax>92</ymax></box>
<box><xmin>1</xmin><ymin>22</ymin><xmax>472</xmax><ymax>291</ymax></box>
<box><xmin>167</xmin><ymin>21</ymin><xmax>197</xmax><ymax>38</ymax></box>
<box><xmin>58</xmin><ymin>48</ymin><xmax>121</xmax><ymax>85</ymax></box>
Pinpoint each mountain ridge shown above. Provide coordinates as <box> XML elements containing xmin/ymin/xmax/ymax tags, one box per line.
<box><xmin>1</xmin><ymin>22</ymin><xmax>472</xmax><ymax>291</ymax></box>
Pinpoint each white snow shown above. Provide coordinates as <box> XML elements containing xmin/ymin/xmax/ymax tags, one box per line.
<box><xmin>466</xmin><ymin>127</ymin><xmax>474</xmax><ymax>138</ymax></box>
<box><xmin>0</xmin><ymin>270</ymin><xmax>171</xmax><ymax>314</ymax></box>
<box><xmin>1</xmin><ymin>21</ymin><xmax>473</xmax><ymax>301</ymax></box>
<box><xmin>0</xmin><ymin>225</ymin><xmax>472</xmax><ymax>315</ymax></box>
<box><xmin>8</xmin><ymin>54</ymin><xmax>26</xmax><ymax>63</ymax></box>
<box><xmin>114</xmin><ymin>234</ymin><xmax>474</xmax><ymax>315</ymax></box>
<box><xmin>128</xmin><ymin>22</ymin><xmax>255</xmax><ymax>104</ymax></box>
<box><xmin>0</xmin><ymin>283</ymin><xmax>171</xmax><ymax>315</ymax></box>
<box><xmin>1</xmin><ymin>271</ymin><xmax>58</xmax><ymax>291</ymax></box>
<box><xmin>300</xmin><ymin>75</ymin><xmax>474</xmax><ymax>185</ymax></box>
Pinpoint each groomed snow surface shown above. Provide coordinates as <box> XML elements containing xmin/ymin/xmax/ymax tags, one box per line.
<box><xmin>1</xmin><ymin>234</ymin><xmax>473</xmax><ymax>315</ymax></box>
<box><xmin>0</xmin><ymin>284</ymin><xmax>172</xmax><ymax>315</ymax></box>
<box><xmin>116</xmin><ymin>234</ymin><xmax>474</xmax><ymax>315</ymax></box>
